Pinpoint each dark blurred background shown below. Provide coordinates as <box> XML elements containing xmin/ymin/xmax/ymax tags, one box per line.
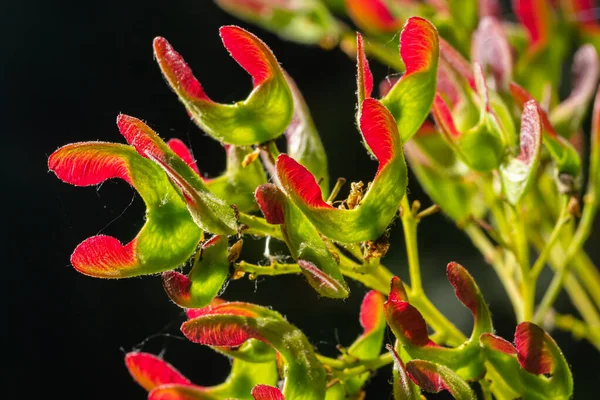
<box><xmin>3</xmin><ymin>0</ymin><xmax>599</xmax><ymax>398</ymax></box>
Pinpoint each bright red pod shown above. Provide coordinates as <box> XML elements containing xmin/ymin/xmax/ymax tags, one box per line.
<box><xmin>125</xmin><ymin>352</ymin><xmax>192</xmax><ymax>391</ymax></box>
<box><xmin>515</xmin><ymin>322</ymin><xmax>555</xmax><ymax>375</ymax></box>
<box><xmin>277</xmin><ymin>98</ymin><xmax>406</xmax><ymax>243</ymax></box>
<box><xmin>154</xmin><ymin>26</ymin><xmax>293</xmax><ymax>146</ymax></box>
<box><xmin>359</xmin><ymin>290</ymin><xmax>386</xmax><ymax>334</ymax></box>
<box><xmin>48</xmin><ymin>142</ymin><xmax>202</xmax><ymax>278</ymax></box>
<box><xmin>384</xmin><ymin>277</ymin><xmax>434</xmax><ymax>347</ymax></box>
<box><xmin>406</xmin><ymin>360</ymin><xmax>476</xmax><ymax>398</ymax></box>
<box><xmin>513</xmin><ymin>0</ymin><xmax>551</xmax><ymax>54</ymax></box>
<box><xmin>251</xmin><ymin>384</ymin><xmax>285</xmax><ymax>400</ymax></box>
<box><xmin>345</xmin><ymin>0</ymin><xmax>401</xmax><ymax>34</ymax></box>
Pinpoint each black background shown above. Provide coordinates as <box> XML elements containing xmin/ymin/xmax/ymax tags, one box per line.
<box><xmin>3</xmin><ymin>0</ymin><xmax>600</xmax><ymax>398</ymax></box>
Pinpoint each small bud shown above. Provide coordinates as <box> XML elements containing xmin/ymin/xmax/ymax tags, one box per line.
<box><xmin>242</xmin><ymin>148</ymin><xmax>261</xmax><ymax>167</ymax></box>
<box><xmin>228</xmin><ymin>239</ymin><xmax>244</xmax><ymax>263</ymax></box>
<box><xmin>568</xmin><ymin>196</ymin><xmax>581</xmax><ymax>218</ymax></box>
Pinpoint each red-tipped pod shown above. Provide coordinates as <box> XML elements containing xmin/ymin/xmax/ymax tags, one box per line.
<box><xmin>510</xmin><ymin>83</ymin><xmax>581</xmax><ymax>187</ymax></box>
<box><xmin>277</xmin><ymin>98</ymin><xmax>406</xmax><ymax>243</ymax></box>
<box><xmin>550</xmin><ymin>45</ymin><xmax>600</xmax><ymax>136</ymax></box>
<box><xmin>381</xmin><ymin>17</ymin><xmax>440</xmax><ymax>142</ymax></box>
<box><xmin>513</xmin><ymin>0</ymin><xmax>551</xmax><ymax>55</ymax></box>
<box><xmin>480</xmin><ymin>322</ymin><xmax>573</xmax><ymax>398</ymax></box>
<box><xmin>48</xmin><ymin>143</ymin><xmax>202</xmax><ymax>278</ymax></box>
<box><xmin>117</xmin><ymin>115</ymin><xmax>238</xmax><ymax>234</ymax></box>
<box><xmin>356</xmin><ymin>32</ymin><xmax>374</xmax><ymax>106</ymax></box>
<box><xmin>126</xmin><ymin>346</ymin><xmax>278</xmax><ymax>399</ymax></box>
<box><xmin>406</xmin><ymin>360</ymin><xmax>476</xmax><ymax>400</ymax></box>
<box><xmin>433</xmin><ymin>64</ymin><xmax>506</xmax><ymax>172</ymax></box>
<box><xmin>387</xmin><ymin>345</ymin><xmax>420</xmax><ymax>400</ymax></box>
<box><xmin>182</xmin><ymin>300</ymin><xmax>327</xmax><ymax>399</ymax></box>
<box><xmin>251</xmin><ymin>384</ymin><xmax>285</xmax><ymax>400</ymax></box>
<box><xmin>165</xmin><ymin>139</ymin><xmax>267</xmax><ymax>212</ymax></box>
<box><xmin>472</xmin><ymin>16</ymin><xmax>513</xmax><ymax>91</ymax></box>
<box><xmin>345</xmin><ymin>0</ymin><xmax>402</xmax><ymax>34</ymax></box>
<box><xmin>162</xmin><ymin>236</ymin><xmax>230</xmax><ymax>309</ymax></box>
<box><xmin>344</xmin><ymin>291</ymin><xmax>387</xmax><ymax>396</ymax></box>
<box><xmin>500</xmin><ymin>100</ymin><xmax>543</xmax><ymax>205</ymax></box>
<box><xmin>255</xmin><ymin>184</ymin><xmax>349</xmax><ymax>298</ymax></box>
<box><xmin>125</xmin><ymin>352</ymin><xmax>193</xmax><ymax>391</ymax></box>
<box><xmin>154</xmin><ymin>27</ymin><xmax>293</xmax><ymax>145</ymax></box>
<box><xmin>384</xmin><ymin>263</ymin><xmax>493</xmax><ymax>381</ymax></box>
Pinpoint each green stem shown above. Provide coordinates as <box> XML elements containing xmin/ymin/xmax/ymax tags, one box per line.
<box><xmin>553</xmin><ymin>313</ymin><xmax>600</xmax><ymax>351</ymax></box>
<box><xmin>534</xmin><ymin>199</ymin><xmax>598</xmax><ymax>324</ymax></box>
<box><xmin>530</xmin><ymin>196</ymin><xmax>571</xmax><ymax>279</ymax></box>
<box><xmin>465</xmin><ymin>225</ymin><xmax>523</xmax><ymax>320</ymax></box>
<box><xmin>509</xmin><ymin>204</ymin><xmax>533</xmax><ymax>321</ymax></box>
<box><xmin>401</xmin><ymin>196</ymin><xmax>423</xmax><ymax>295</ymax></box>
<box><xmin>235</xmin><ymin>260</ymin><xmax>300</xmax><ymax>276</ymax></box>
<box><xmin>400</xmin><ymin>195</ymin><xmax>466</xmax><ymax>346</ymax></box>
<box><xmin>573</xmin><ymin>252</ymin><xmax>600</xmax><ymax>310</ymax></box>
<box><xmin>238</xmin><ymin>213</ymin><xmax>283</xmax><ymax>241</ymax></box>
<box><xmin>317</xmin><ymin>352</ymin><xmax>394</xmax><ymax>378</ymax></box>
<box><xmin>529</xmin><ymin>230</ymin><xmax>600</xmax><ymax>331</ymax></box>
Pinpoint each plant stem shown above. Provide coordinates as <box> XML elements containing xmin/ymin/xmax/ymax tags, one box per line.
<box><xmin>400</xmin><ymin>196</ymin><xmax>423</xmax><ymax>295</ymax></box>
<box><xmin>553</xmin><ymin>313</ymin><xmax>600</xmax><ymax>351</ymax></box>
<box><xmin>530</xmin><ymin>196</ymin><xmax>571</xmax><ymax>279</ymax></box>
<box><xmin>235</xmin><ymin>260</ymin><xmax>300</xmax><ymax>276</ymax></box>
<box><xmin>465</xmin><ymin>225</ymin><xmax>523</xmax><ymax>320</ymax></box>
<box><xmin>317</xmin><ymin>352</ymin><xmax>394</xmax><ymax>378</ymax></box>
<box><xmin>530</xmin><ymin>231</ymin><xmax>600</xmax><ymax>331</ymax></box>
<box><xmin>400</xmin><ymin>195</ymin><xmax>466</xmax><ymax>346</ymax></box>
<box><xmin>534</xmin><ymin>198</ymin><xmax>598</xmax><ymax>324</ymax></box>
<box><xmin>509</xmin><ymin>204</ymin><xmax>533</xmax><ymax>321</ymax></box>
<box><xmin>573</xmin><ymin>252</ymin><xmax>600</xmax><ymax>310</ymax></box>
<box><xmin>238</xmin><ymin>213</ymin><xmax>283</xmax><ymax>241</ymax></box>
